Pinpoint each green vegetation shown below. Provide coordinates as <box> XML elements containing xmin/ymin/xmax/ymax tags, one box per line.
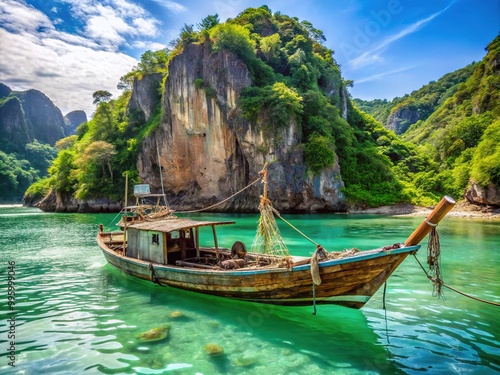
<box><xmin>354</xmin><ymin>62</ymin><xmax>478</xmax><ymax>127</ymax></box>
<box><xmin>24</xmin><ymin>7</ymin><xmax>500</xmax><ymax>209</ymax></box>
<box><xmin>399</xmin><ymin>35</ymin><xmax>500</xmax><ymax>200</ymax></box>
<box><xmin>27</xmin><ymin>90</ymin><xmax>160</xmax><ymax>202</ymax></box>
<box><xmin>0</xmin><ymin>139</ymin><xmax>57</xmax><ymax>202</ymax></box>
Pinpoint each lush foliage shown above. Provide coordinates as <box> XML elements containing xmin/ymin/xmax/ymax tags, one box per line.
<box><xmin>399</xmin><ymin>35</ymin><xmax>500</xmax><ymax>199</ymax></box>
<box><xmin>0</xmin><ymin>139</ymin><xmax>57</xmax><ymax>202</ymax></box>
<box><xmin>0</xmin><ymin>150</ymin><xmax>38</xmax><ymax>202</ymax></box>
<box><xmin>355</xmin><ymin>62</ymin><xmax>478</xmax><ymax>127</ymax></box>
<box><xmin>25</xmin><ymin>8</ymin><xmax>499</xmax><ymax>209</ymax></box>
<box><xmin>352</xmin><ymin>36</ymin><xmax>500</xmax><ymax>204</ymax></box>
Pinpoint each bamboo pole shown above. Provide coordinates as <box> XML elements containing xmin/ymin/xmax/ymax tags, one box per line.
<box><xmin>122</xmin><ymin>172</ymin><xmax>129</xmax><ymax>253</ymax></box>
<box><xmin>261</xmin><ymin>162</ymin><xmax>269</xmax><ymax>200</ymax></box>
<box><xmin>212</xmin><ymin>225</ymin><xmax>220</xmax><ymax>258</ymax></box>
<box><xmin>404</xmin><ymin>196</ymin><xmax>456</xmax><ymax>246</ymax></box>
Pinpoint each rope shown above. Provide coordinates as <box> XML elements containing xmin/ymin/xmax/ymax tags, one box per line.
<box><xmin>382</xmin><ymin>282</ymin><xmax>390</xmax><ymax>344</ymax></box>
<box><xmin>427</xmin><ymin>227</ymin><xmax>444</xmax><ymax>298</ymax></box>
<box><xmin>312</xmin><ymin>282</ymin><xmax>317</xmax><ymax>315</ymax></box>
<box><xmin>413</xmin><ymin>254</ymin><xmax>500</xmax><ymax>307</ymax></box>
<box><xmin>107</xmin><ymin>210</ymin><xmax>125</xmax><ymax>227</ymax></box>
<box><xmin>176</xmin><ymin>177</ymin><xmax>262</xmax><ymax>214</ymax></box>
<box><xmin>310</xmin><ymin>248</ymin><xmax>322</xmax><ymax>285</ymax></box>
<box><xmin>148</xmin><ymin>264</ymin><xmax>165</xmax><ymax>287</ymax></box>
<box><xmin>270</xmin><ymin>207</ymin><xmax>325</xmax><ymax>248</ymax></box>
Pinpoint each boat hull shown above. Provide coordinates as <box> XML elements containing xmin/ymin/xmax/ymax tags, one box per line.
<box><xmin>97</xmin><ymin>235</ymin><xmax>419</xmax><ymax>309</ymax></box>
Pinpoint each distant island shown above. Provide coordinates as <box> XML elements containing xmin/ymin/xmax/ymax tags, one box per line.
<box><xmin>0</xmin><ymin>83</ymin><xmax>86</xmax><ymax>203</ymax></box>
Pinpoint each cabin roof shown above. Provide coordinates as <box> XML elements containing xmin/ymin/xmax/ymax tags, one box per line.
<box><xmin>126</xmin><ymin>218</ymin><xmax>235</xmax><ymax>232</ymax></box>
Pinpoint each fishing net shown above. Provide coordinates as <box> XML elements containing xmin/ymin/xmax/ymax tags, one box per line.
<box><xmin>251</xmin><ymin>196</ymin><xmax>290</xmax><ymax>259</ymax></box>
<box><xmin>427</xmin><ymin>227</ymin><xmax>444</xmax><ymax>299</ymax></box>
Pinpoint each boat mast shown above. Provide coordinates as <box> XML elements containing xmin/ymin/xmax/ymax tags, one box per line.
<box><xmin>156</xmin><ymin>144</ymin><xmax>167</xmax><ymax>206</ymax></box>
<box><xmin>122</xmin><ymin>172</ymin><xmax>129</xmax><ymax>253</ymax></box>
<box><xmin>262</xmin><ymin>162</ymin><xmax>268</xmax><ymax>200</ymax></box>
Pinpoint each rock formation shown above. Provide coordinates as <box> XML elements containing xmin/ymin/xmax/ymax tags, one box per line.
<box><xmin>386</xmin><ymin>105</ymin><xmax>420</xmax><ymax>134</ymax></box>
<box><xmin>465</xmin><ymin>181</ymin><xmax>500</xmax><ymax>206</ymax></box>
<box><xmin>137</xmin><ymin>44</ymin><xmax>345</xmax><ymax>212</ymax></box>
<box><xmin>0</xmin><ymin>83</ymin><xmax>78</xmax><ymax>147</ymax></box>
<box><xmin>128</xmin><ymin>73</ymin><xmax>163</xmax><ymax>123</ymax></box>
<box><xmin>64</xmin><ymin>110</ymin><xmax>87</xmax><ymax>135</ymax></box>
<box><xmin>36</xmin><ymin>189</ymin><xmax>121</xmax><ymax>213</ymax></box>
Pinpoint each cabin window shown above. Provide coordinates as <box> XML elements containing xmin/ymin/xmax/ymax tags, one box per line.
<box><xmin>170</xmin><ymin>231</ymin><xmax>179</xmax><ymax>239</ymax></box>
<box><xmin>152</xmin><ymin>233</ymin><xmax>160</xmax><ymax>245</ymax></box>
<box><xmin>184</xmin><ymin>230</ymin><xmax>190</xmax><ymax>239</ymax></box>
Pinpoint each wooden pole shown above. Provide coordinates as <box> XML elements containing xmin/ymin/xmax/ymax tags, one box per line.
<box><xmin>212</xmin><ymin>225</ymin><xmax>219</xmax><ymax>258</ymax></box>
<box><xmin>122</xmin><ymin>172</ymin><xmax>129</xmax><ymax>253</ymax></box>
<box><xmin>262</xmin><ymin>162</ymin><xmax>269</xmax><ymax>200</ymax></box>
<box><xmin>404</xmin><ymin>196</ymin><xmax>456</xmax><ymax>246</ymax></box>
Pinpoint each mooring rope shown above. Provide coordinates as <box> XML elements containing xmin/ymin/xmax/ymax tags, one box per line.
<box><xmin>412</xmin><ymin>254</ymin><xmax>500</xmax><ymax>306</ymax></box>
<box><xmin>148</xmin><ymin>264</ymin><xmax>165</xmax><ymax>287</ymax></box>
<box><xmin>175</xmin><ymin>177</ymin><xmax>262</xmax><ymax>214</ymax></box>
<box><xmin>107</xmin><ymin>210</ymin><xmax>124</xmax><ymax>227</ymax></box>
<box><xmin>382</xmin><ymin>282</ymin><xmax>391</xmax><ymax>344</ymax></box>
<box><xmin>270</xmin><ymin>207</ymin><xmax>327</xmax><ymax>249</ymax></box>
<box><xmin>312</xmin><ymin>282</ymin><xmax>317</xmax><ymax>315</ymax></box>
<box><xmin>427</xmin><ymin>227</ymin><xmax>444</xmax><ymax>298</ymax></box>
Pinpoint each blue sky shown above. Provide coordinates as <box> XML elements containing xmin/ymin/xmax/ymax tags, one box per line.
<box><xmin>0</xmin><ymin>0</ymin><xmax>498</xmax><ymax>117</ymax></box>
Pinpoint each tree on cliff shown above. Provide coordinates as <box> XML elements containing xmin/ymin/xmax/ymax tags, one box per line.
<box><xmin>92</xmin><ymin>90</ymin><xmax>112</xmax><ymax>105</ymax></box>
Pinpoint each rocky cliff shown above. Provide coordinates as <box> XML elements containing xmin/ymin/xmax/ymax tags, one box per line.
<box><xmin>137</xmin><ymin>44</ymin><xmax>345</xmax><ymax>212</ymax></box>
<box><xmin>64</xmin><ymin>110</ymin><xmax>87</xmax><ymax>135</ymax></box>
<box><xmin>0</xmin><ymin>83</ymin><xmax>84</xmax><ymax>148</ymax></box>
<box><xmin>386</xmin><ymin>106</ymin><xmax>420</xmax><ymax>134</ymax></box>
<box><xmin>128</xmin><ymin>73</ymin><xmax>163</xmax><ymax>123</ymax></box>
<box><xmin>465</xmin><ymin>181</ymin><xmax>500</xmax><ymax>206</ymax></box>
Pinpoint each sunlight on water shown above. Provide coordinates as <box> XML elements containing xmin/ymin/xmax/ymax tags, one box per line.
<box><xmin>0</xmin><ymin>206</ymin><xmax>498</xmax><ymax>374</ymax></box>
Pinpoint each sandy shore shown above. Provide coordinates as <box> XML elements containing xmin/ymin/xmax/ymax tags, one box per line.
<box><xmin>348</xmin><ymin>200</ymin><xmax>500</xmax><ymax>219</ymax></box>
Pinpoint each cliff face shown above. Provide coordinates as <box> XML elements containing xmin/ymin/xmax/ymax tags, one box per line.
<box><xmin>386</xmin><ymin>106</ymin><xmax>420</xmax><ymax>134</ymax></box>
<box><xmin>465</xmin><ymin>181</ymin><xmax>500</xmax><ymax>206</ymax></box>
<box><xmin>0</xmin><ymin>96</ymin><xmax>30</xmax><ymax>152</ymax></box>
<box><xmin>64</xmin><ymin>110</ymin><xmax>87</xmax><ymax>135</ymax></box>
<box><xmin>138</xmin><ymin>44</ymin><xmax>345</xmax><ymax>212</ymax></box>
<box><xmin>128</xmin><ymin>73</ymin><xmax>163</xmax><ymax>123</ymax></box>
<box><xmin>14</xmin><ymin>89</ymin><xmax>66</xmax><ymax>145</ymax></box>
<box><xmin>0</xmin><ymin>84</ymin><xmax>74</xmax><ymax>148</ymax></box>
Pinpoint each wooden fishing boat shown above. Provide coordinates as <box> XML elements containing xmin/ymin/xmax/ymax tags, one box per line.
<box><xmin>97</xmin><ymin>165</ymin><xmax>455</xmax><ymax>309</ymax></box>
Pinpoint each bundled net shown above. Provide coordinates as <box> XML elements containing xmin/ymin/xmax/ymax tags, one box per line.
<box><xmin>251</xmin><ymin>196</ymin><xmax>290</xmax><ymax>259</ymax></box>
<box><xmin>427</xmin><ymin>227</ymin><xmax>444</xmax><ymax>299</ymax></box>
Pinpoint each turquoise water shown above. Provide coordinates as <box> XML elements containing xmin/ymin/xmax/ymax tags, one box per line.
<box><xmin>0</xmin><ymin>206</ymin><xmax>499</xmax><ymax>374</ymax></box>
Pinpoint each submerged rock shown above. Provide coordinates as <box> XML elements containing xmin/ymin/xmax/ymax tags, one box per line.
<box><xmin>137</xmin><ymin>325</ymin><xmax>169</xmax><ymax>342</ymax></box>
<box><xmin>203</xmin><ymin>343</ymin><xmax>224</xmax><ymax>356</ymax></box>
<box><xmin>169</xmin><ymin>310</ymin><xmax>184</xmax><ymax>319</ymax></box>
<box><xmin>235</xmin><ymin>355</ymin><xmax>258</xmax><ymax>367</ymax></box>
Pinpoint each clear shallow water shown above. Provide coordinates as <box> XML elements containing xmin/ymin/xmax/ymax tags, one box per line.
<box><xmin>0</xmin><ymin>206</ymin><xmax>498</xmax><ymax>374</ymax></box>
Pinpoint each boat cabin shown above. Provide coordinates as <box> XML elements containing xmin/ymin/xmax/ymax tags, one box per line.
<box><xmin>125</xmin><ymin>218</ymin><xmax>235</xmax><ymax>265</ymax></box>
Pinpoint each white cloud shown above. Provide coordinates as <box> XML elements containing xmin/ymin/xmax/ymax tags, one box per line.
<box><xmin>355</xmin><ymin>66</ymin><xmax>416</xmax><ymax>84</ymax></box>
<box><xmin>0</xmin><ymin>0</ymin><xmax>183</xmax><ymax>117</ymax></box>
<box><xmin>0</xmin><ymin>0</ymin><xmax>54</xmax><ymax>33</ymax></box>
<box><xmin>151</xmin><ymin>0</ymin><xmax>188</xmax><ymax>13</ymax></box>
<box><xmin>348</xmin><ymin>3</ymin><xmax>454</xmax><ymax>69</ymax></box>
<box><xmin>54</xmin><ymin>0</ymin><xmax>161</xmax><ymax>51</ymax></box>
<box><xmin>84</xmin><ymin>4</ymin><xmax>134</xmax><ymax>49</ymax></box>
<box><xmin>0</xmin><ymin>28</ymin><xmax>137</xmax><ymax>116</ymax></box>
